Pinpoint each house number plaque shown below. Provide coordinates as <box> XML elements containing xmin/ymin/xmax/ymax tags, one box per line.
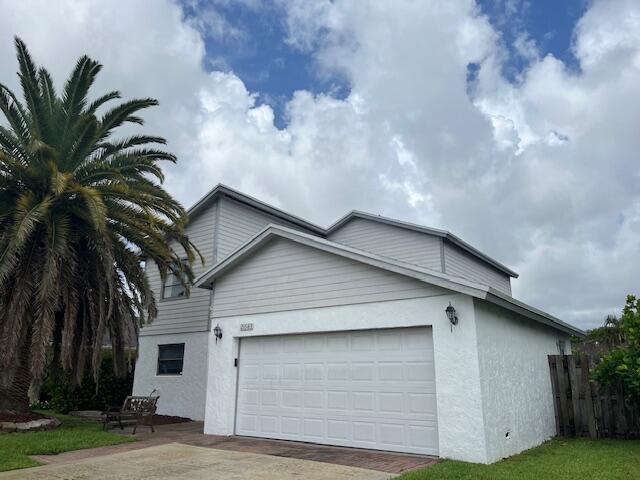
<box><xmin>240</xmin><ymin>323</ymin><xmax>254</xmax><ymax>332</ymax></box>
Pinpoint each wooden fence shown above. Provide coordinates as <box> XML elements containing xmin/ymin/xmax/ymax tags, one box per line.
<box><xmin>548</xmin><ymin>355</ymin><xmax>639</xmax><ymax>438</ymax></box>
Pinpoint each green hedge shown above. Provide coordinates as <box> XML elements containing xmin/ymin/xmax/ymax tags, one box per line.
<box><xmin>39</xmin><ymin>351</ymin><xmax>135</xmax><ymax>413</ymax></box>
<box><xmin>592</xmin><ymin>295</ymin><xmax>640</xmax><ymax>404</ymax></box>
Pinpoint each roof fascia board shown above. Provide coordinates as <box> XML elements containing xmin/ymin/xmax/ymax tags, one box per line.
<box><xmin>186</xmin><ymin>184</ymin><xmax>222</xmax><ymax>218</ymax></box>
<box><xmin>485</xmin><ymin>289</ymin><xmax>585</xmax><ymax>337</ymax></box>
<box><xmin>326</xmin><ymin>210</ymin><xmax>447</xmax><ymax>238</ymax></box>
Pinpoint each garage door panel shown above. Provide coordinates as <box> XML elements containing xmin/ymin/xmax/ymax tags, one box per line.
<box><xmin>353</xmin><ymin>421</ymin><xmax>376</xmax><ymax>443</ymax></box>
<box><xmin>238</xmin><ymin>414</ymin><xmax>257</xmax><ymax>431</ymax></box>
<box><xmin>304</xmin><ymin>363</ymin><xmax>324</xmax><ymax>380</ymax></box>
<box><xmin>327</xmin><ymin>419</ymin><xmax>350</xmax><ymax>440</ymax></box>
<box><xmin>241</xmin><ymin>390</ymin><xmax>436</xmax><ymax>418</ymax></box>
<box><xmin>282</xmin><ymin>363</ymin><xmax>302</xmax><ymax>380</ymax></box>
<box><xmin>282</xmin><ymin>390</ymin><xmax>302</xmax><ymax>407</ymax></box>
<box><xmin>407</xmin><ymin>361</ymin><xmax>435</xmax><ymax>381</ymax></box>
<box><xmin>281</xmin><ymin>416</ymin><xmax>301</xmax><ymax>434</ymax></box>
<box><xmin>237</xmin><ymin>415</ymin><xmax>439</xmax><ymax>451</ymax></box>
<box><xmin>409</xmin><ymin>327</ymin><xmax>433</xmax><ymax>345</ymax></box>
<box><xmin>327</xmin><ymin>335</ymin><xmax>349</xmax><ymax>351</ymax></box>
<box><xmin>379</xmin><ymin>392</ymin><xmax>404</xmax><ymax>413</ymax></box>
<box><xmin>327</xmin><ymin>391</ymin><xmax>349</xmax><ymax>410</ymax></box>
<box><xmin>304</xmin><ymin>336</ymin><xmax>325</xmax><ymax>352</ymax></box>
<box><xmin>327</xmin><ymin>362</ymin><xmax>349</xmax><ymax>380</ymax></box>
<box><xmin>236</xmin><ymin>327</ymin><xmax>438</xmax><ymax>455</ymax></box>
<box><xmin>351</xmin><ymin>332</ymin><xmax>376</xmax><ymax>350</ymax></box>
<box><xmin>408</xmin><ymin>393</ymin><xmax>438</xmax><ymax>416</ymax></box>
<box><xmin>409</xmin><ymin>425</ymin><xmax>439</xmax><ymax>449</ymax></box>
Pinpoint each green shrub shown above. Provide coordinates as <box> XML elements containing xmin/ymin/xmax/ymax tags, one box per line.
<box><xmin>40</xmin><ymin>350</ymin><xmax>134</xmax><ymax>413</ymax></box>
<box><xmin>592</xmin><ymin>295</ymin><xmax>640</xmax><ymax>404</ymax></box>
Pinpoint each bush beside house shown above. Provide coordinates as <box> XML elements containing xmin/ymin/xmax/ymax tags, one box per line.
<box><xmin>39</xmin><ymin>351</ymin><xmax>134</xmax><ymax>413</ymax></box>
<box><xmin>591</xmin><ymin>295</ymin><xmax>640</xmax><ymax>405</ymax></box>
<box><xmin>573</xmin><ymin>295</ymin><xmax>640</xmax><ymax>406</ymax></box>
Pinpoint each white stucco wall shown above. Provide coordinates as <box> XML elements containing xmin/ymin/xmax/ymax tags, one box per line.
<box><xmin>132</xmin><ymin>331</ymin><xmax>209</xmax><ymax>420</ymax></box>
<box><xmin>474</xmin><ymin>299</ymin><xmax>570</xmax><ymax>463</ymax></box>
<box><xmin>203</xmin><ymin>294</ymin><xmax>491</xmax><ymax>463</ymax></box>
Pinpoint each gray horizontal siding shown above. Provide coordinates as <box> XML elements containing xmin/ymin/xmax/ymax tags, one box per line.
<box><xmin>216</xmin><ymin>197</ymin><xmax>310</xmax><ymax>261</ymax></box>
<box><xmin>141</xmin><ymin>203</ymin><xmax>217</xmax><ymax>336</ymax></box>
<box><xmin>212</xmin><ymin>238</ymin><xmax>447</xmax><ymax>318</ymax></box>
<box><xmin>443</xmin><ymin>241</ymin><xmax>511</xmax><ymax>295</ymax></box>
<box><xmin>327</xmin><ymin>218</ymin><xmax>442</xmax><ymax>271</ymax></box>
<box><xmin>143</xmin><ymin>196</ymin><xmax>317</xmax><ymax>335</ymax></box>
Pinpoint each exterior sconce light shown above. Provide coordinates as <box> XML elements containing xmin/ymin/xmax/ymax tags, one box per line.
<box><xmin>213</xmin><ymin>324</ymin><xmax>223</xmax><ymax>343</ymax></box>
<box><xmin>445</xmin><ymin>302</ymin><xmax>458</xmax><ymax>330</ymax></box>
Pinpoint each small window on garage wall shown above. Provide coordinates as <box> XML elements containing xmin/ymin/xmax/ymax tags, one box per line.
<box><xmin>157</xmin><ymin>343</ymin><xmax>185</xmax><ymax>375</ymax></box>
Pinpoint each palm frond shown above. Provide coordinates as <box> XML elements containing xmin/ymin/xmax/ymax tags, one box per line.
<box><xmin>86</xmin><ymin>91</ymin><xmax>121</xmax><ymax>115</ymax></box>
<box><xmin>0</xmin><ymin>84</ymin><xmax>31</xmax><ymax>148</ymax></box>
<box><xmin>0</xmin><ymin>38</ymin><xmax>196</xmax><ymax>407</ymax></box>
<box><xmin>97</xmin><ymin>98</ymin><xmax>158</xmax><ymax>141</ymax></box>
<box><xmin>14</xmin><ymin>38</ymin><xmax>49</xmax><ymax>142</ymax></box>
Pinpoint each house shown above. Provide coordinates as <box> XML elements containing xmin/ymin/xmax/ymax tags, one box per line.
<box><xmin>132</xmin><ymin>184</ymin><xmax>583</xmax><ymax>464</ymax></box>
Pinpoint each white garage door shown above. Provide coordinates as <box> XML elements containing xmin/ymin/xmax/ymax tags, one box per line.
<box><xmin>235</xmin><ymin>327</ymin><xmax>438</xmax><ymax>455</ymax></box>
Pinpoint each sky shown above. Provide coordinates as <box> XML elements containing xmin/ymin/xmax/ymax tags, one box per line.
<box><xmin>0</xmin><ymin>0</ymin><xmax>638</xmax><ymax>329</ymax></box>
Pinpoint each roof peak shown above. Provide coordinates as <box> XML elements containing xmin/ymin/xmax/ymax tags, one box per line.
<box><xmin>184</xmin><ymin>184</ymin><xmax>517</xmax><ymax>278</ymax></box>
<box><xmin>187</xmin><ymin>183</ymin><xmax>325</xmax><ymax>234</ymax></box>
<box><xmin>327</xmin><ymin>210</ymin><xmax>518</xmax><ymax>278</ymax></box>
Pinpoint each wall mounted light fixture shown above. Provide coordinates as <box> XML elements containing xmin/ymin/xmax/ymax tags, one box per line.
<box><xmin>213</xmin><ymin>324</ymin><xmax>223</xmax><ymax>343</ymax></box>
<box><xmin>445</xmin><ymin>302</ymin><xmax>458</xmax><ymax>330</ymax></box>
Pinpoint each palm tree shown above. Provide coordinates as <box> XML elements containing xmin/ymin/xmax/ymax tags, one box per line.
<box><xmin>574</xmin><ymin>314</ymin><xmax>627</xmax><ymax>358</ymax></box>
<box><xmin>0</xmin><ymin>38</ymin><xmax>199</xmax><ymax>412</ymax></box>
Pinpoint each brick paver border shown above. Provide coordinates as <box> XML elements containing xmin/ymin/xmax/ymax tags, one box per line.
<box><xmin>32</xmin><ymin>421</ymin><xmax>439</xmax><ymax>474</ymax></box>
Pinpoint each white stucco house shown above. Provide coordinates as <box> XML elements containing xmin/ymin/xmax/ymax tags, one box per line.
<box><xmin>132</xmin><ymin>184</ymin><xmax>583</xmax><ymax>464</ymax></box>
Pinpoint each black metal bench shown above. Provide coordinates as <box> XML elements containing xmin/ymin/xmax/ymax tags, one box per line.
<box><xmin>102</xmin><ymin>395</ymin><xmax>159</xmax><ymax>434</ymax></box>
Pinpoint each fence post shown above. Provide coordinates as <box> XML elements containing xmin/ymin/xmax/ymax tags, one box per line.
<box><xmin>567</xmin><ymin>356</ymin><xmax>582</xmax><ymax>435</ymax></box>
<box><xmin>556</xmin><ymin>356</ymin><xmax>572</xmax><ymax>435</ymax></box>
<box><xmin>603</xmin><ymin>391</ymin><xmax>615</xmax><ymax>437</ymax></box>
<box><xmin>580</xmin><ymin>355</ymin><xmax>598</xmax><ymax>438</ymax></box>
<box><xmin>548</xmin><ymin>355</ymin><xmax>561</xmax><ymax>435</ymax></box>
<box><xmin>615</xmin><ymin>383</ymin><xmax>628</xmax><ymax>436</ymax></box>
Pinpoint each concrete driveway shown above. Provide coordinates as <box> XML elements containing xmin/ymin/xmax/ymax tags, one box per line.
<box><xmin>0</xmin><ymin>443</ymin><xmax>393</xmax><ymax>480</ymax></box>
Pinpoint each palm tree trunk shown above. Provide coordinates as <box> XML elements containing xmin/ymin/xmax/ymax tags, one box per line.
<box><xmin>0</xmin><ymin>335</ymin><xmax>31</xmax><ymax>412</ymax></box>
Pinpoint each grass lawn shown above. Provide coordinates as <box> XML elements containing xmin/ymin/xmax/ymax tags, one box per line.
<box><xmin>0</xmin><ymin>411</ymin><xmax>135</xmax><ymax>472</ymax></box>
<box><xmin>399</xmin><ymin>438</ymin><xmax>640</xmax><ymax>480</ymax></box>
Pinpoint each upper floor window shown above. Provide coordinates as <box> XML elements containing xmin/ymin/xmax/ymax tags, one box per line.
<box><xmin>162</xmin><ymin>260</ymin><xmax>188</xmax><ymax>299</ymax></box>
<box><xmin>157</xmin><ymin>343</ymin><xmax>185</xmax><ymax>375</ymax></box>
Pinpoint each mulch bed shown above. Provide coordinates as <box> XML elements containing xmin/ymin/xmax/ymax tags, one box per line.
<box><xmin>151</xmin><ymin>414</ymin><xmax>192</xmax><ymax>425</ymax></box>
<box><xmin>0</xmin><ymin>410</ymin><xmax>48</xmax><ymax>423</ymax></box>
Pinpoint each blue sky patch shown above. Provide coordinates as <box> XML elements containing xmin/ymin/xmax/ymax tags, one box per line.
<box><xmin>180</xmin><ymin>1</ymin><xmax>588</xmax><ymax>126</ymax></box>
<box><xmin>180</xmin><ymin>0</ymin><xmax>349</xmax><ymax>128</ymax></box>
<box><xmin>476</xmin><ymin>0</ymin><xmax>588</xmax><ymax>80</ymax></box>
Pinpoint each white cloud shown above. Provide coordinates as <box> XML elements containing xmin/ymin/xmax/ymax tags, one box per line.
<box><xmin>574</xmin><ymin>0</ymin><xmax>640</xmax><ymax>69</ymax></box>
<box><xmin>0</xmin><ymin>0</ymin><xmax>638</xmax><ymax>329</ymax></box>
<box><xmin>513</xmin><ymin>31</ymin><xmax>539</xmax><ymax>61</ymax></box>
